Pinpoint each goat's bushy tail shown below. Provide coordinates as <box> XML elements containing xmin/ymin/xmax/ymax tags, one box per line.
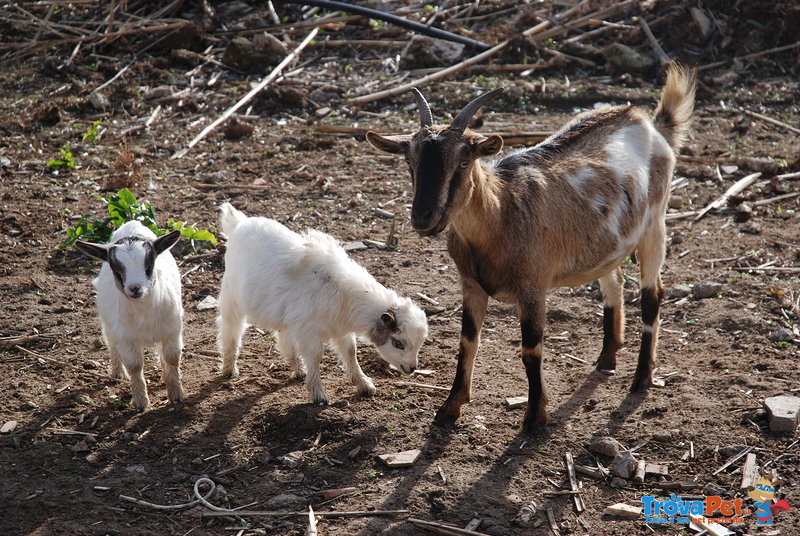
<box><xmin>220</xmin><ymin>202</ymin><xmax>247</xmax><ymax>237</ymax></box>
<box><xmin>654</xmin><ymin>62</ymin><xmax>696</xmax><ymax>151</ymax></box>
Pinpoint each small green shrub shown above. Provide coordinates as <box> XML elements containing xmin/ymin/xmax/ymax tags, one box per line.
<box><xmin>59</xmin><ymin>188</ymin><xmax>217</xmax><ymax>252</ymax></box>
<box><xmin>82</xmin><ymin>119</ymin><xmax>104</xmax><ymax>145</ymax></box>
<box><xmin>47</xmin><ymin>146</ymin><xmax>75</xmax><ymax>169</ymax></box>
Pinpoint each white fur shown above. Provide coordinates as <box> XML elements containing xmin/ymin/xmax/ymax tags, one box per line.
<box><xmin>566</xmin><ymin>165</ymin><xmax>594</xmax><ymax>198</ymax></box>
<box><xmin>90</xmin><ymin>221</ymin><xmax>184</xmax><ymax>410</ymax></box>
<box><xmin>216</xmin><ymin>203</ymin><xmax>428</xmax><ymax>405</ymax></box>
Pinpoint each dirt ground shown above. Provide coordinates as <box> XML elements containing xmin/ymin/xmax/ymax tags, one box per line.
<box><xmin>1</xmin><ymin>2</ymin><xmax>799</xmax><ymax>535</ymax></box>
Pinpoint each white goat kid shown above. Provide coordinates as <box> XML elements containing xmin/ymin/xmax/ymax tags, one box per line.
<box><xmin>216</xmin><ymin>203</ymin><xmax>428</xmax><ymax>405</ymax></box>
<box><xmin>76</xmin><ymin>221</ymin><xmax>184</xmax><ymax>411</ymax></box>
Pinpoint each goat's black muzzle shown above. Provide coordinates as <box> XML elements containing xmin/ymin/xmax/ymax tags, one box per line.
<box><xmin>411</xmin><ymin>208</ymin><xmax>447</xmax><ymax>237</ymax></box>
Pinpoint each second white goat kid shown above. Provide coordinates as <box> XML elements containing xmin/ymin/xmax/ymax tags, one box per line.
<box><xmin>75</xmin><ymin>221</ymin><xmax>184</xmax><ymax>411</ymax></box>
<box><xmin>217</xmin><ymin>203</ymin><xmax>428</xmax><ymax>405</ymax></box>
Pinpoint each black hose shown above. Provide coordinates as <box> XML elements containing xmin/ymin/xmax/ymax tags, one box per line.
<box><xmin>280</xmin><ymin>0</ymin><xmax>491</xmax><ymax>52</ymax></box>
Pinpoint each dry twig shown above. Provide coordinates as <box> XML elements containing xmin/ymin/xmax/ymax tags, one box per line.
<box><xmin>173</xmin><ymin>27</ymin><xmax>319</xmax><ymax>159</ymax></box>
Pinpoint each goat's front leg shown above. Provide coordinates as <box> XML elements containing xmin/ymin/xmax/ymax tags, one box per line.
<box><xmin>520</xmin><ymin>294</ymin><xmax>548</xmax><ymax>433</ymax></box>
<box><xmin>107</xmin><ymin>338</ymin><xmax>129</xmax><ymax>380</ymax></box>
<box><xmin>333</xmin><ymin>333</ymin><xmax>375</xmax><ymax>396</ymax></box>
<box><xmin>117</xmin><ymin>343</ymin><xmax>149</xmax><ymax>411</ymax></box>
<box><xmin>159</xmin><ymin>336</ymin><xmax>185</xmax><ymax>404</ymax></box>
<box><xmin>434</xmin><ymin>278</ymin><xmax>488</xmax><ymax>427</ymax></box>
<box><xmin>596</xmin><ymin>267</ymin><xmax>625</xmax><ymax>374</ymax></box>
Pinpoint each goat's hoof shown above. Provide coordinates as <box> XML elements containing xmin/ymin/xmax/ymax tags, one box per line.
<box><xmin>595</xmin><ymin>364</ymin><xmax>617</xmax><ymax>376</ymax></box>
<box><xmin>131</xmin><ymin>397</ymin><xmax>150</xmax><ymax>412</ymax></box>
<box><xmin>110</xmin><ymin>369</ymin><xmax>129</xmax><ymax>380</ymax></box>
<box><xmin>311</xmin><ymin>395</ymin><xmax>329</xmax><ymax>406</ymax></box>
<box><xmin>630</xmin><ymin>378</ymin><xmax>653</xmax><ymax>393</ymax></box>
<box><xmin>221</xmin><ymin>366</ymin><xmax>239</xmax><ymax>379</ymax></box>
<box><xmin>433</xmin><ymin>411</ymin><xmax>459</xmax><ymax>428</ymax></box>
<box><xmin>522</xmin><ymin>420</ymin><xmax>547</xmax><ymax>434</ymax></box>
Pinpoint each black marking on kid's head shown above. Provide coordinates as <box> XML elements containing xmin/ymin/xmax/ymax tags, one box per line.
<box><xmin>108</xmin><ymin>246</ymin><xmax>127</xmax><ymax>293</ymax></box>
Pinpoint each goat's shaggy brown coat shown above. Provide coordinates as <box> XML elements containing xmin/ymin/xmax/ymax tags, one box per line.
<box><xmin>367</xmin><ymin>63</ymin><xmax>695</xmax><ymax>432</ymax></box>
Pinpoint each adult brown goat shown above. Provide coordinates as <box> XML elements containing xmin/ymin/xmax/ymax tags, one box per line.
<box><xmin>366</xmin><ymin>63</ymin><xmax>695</xmax><ymax>432</ymax></box>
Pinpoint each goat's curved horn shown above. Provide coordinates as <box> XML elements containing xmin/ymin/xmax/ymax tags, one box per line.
<box><xmin>411</xmin><ymin>88</ymin><xmax>433</xmax><ymax>128</ymax></box>
<box><xmin>450</xmin><ymin>88</ymin><xmax>504</xmax><ymax>134</ymax></box>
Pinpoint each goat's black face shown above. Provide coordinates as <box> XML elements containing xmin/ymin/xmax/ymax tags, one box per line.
<box><xmin>408</xmin><ymin>131</ymin><xmax>471</xmax><ymax>236</ymax></box>
<box><xmin>365</xmin><ymin>88</ymin><xmax>504</xmax><ymax>237</ymax></box>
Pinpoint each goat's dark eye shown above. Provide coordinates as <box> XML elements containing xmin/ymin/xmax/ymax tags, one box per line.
<box><xmin>459</xmin><ymin>160</ymin><xmax>470</xmax><ymax>169</ymax></box>
<box><xmin>392</xmin><ymin>338</ymin><xmax>404</xmax><ymax>350</ymax></box>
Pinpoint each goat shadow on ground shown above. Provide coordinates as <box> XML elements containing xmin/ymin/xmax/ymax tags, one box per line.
<box><xmin>353</xmin><ymin>368</ymin><xmax>622</xmax><ymax>535</ymax></box>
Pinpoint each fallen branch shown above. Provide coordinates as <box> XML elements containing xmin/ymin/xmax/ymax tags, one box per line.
<box><xmin>637</xmin><ymin>16</ymin><xmax>670</xmax><ymax>65</ymax></box>
<box><xmin>731</xmin><ymin>266</ymin><xmax>800</xmax><ymax>274</ymax></box>
<box><xmin>564</xmin><ymin>452</ymin><xmax>585</xmax><ymax>513</ymax></box>
<box><xmin>395</xmin><ymin>381</ymin><xmax>450</xmax><ymax>392</ymax></box>
<box><xmin>14</xmin><ymin>345</ymin><xmax>121</xmax><ymax>383</ymax></box>
<box><xmin>284</xmin><ymin>0</ymin><xmax>490</xmax><ymax>52</ymax></box>
<box><xmin>699</xmin><ymin>41</ymin><xmax>800</xmax><ymax>71</ymax></box>
<box><xmin>315</xmin><ymin>124</ymin><xmax>550</xmax><ymax>145</ymax></box>
<box><xmin>350</xmin><ymin>0</ymin><xmax>591</xmax><ymax>105</ymax></box>
<box><xmin>0</xmin><ymin>333</ymin><xmax>45</xmax><ymax>348</ymax></box>
<box><xmin>713</xmin><ymin>445</ymin><xmax>754</xmax><ymax>476</ymax></box>
<box><xmin>173</xmin><ymin>27</ymin><xmax>319</xmax><ymax>159</ymax></box>
<box><xmin>752</xmin><ymin>191</ymin><xmax>800</xmax><ymax>207</ymax></box>
<box><xmin>408</xmin><ymin>518</ymin><xmax>492</xmax><ymax>536</ymax></box>
<box><xmin>202</xmin><ymin>509</ymin><xmax>410</xmax><ymax>518</ymax></box>
<box><xmin>743</xmin><ymin>110</ymin><xmax>800</xmax><ymax>136</ymax></box>
<box><xmin>694</xmin><ymin>172</ymin><xmax>761</xmax><ymax>222</ymax></box>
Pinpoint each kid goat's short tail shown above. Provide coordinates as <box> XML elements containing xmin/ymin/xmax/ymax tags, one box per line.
<box><xmin>653</xmin><ymin>61</ymin><xmax>696</xmax><ymax>151</ymax></box>
<box><xmin>219</xmin><ymin>202</ymin><xmax>247</xmax><ymax>237</ymax></box>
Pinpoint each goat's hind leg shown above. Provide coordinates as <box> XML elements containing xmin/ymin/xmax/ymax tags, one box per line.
<box><xmin>294</xmin><ymin>336</ymin><xmax>328</xmax><ymax>405</ymax></box>
<box><xmin>333</xmin><ymin>333</ymin><xmax>375</xmax><ymax>396</ymax></box>
<box><xmin>434</xmin><ymin>279</ymin><xmax>488</xmax><ymax>427</ymax></box>
<box><xmin>596</xmin><ymin>267</ymin><xmax>625</xmax><ymax>375</ymax></box>
<box><xmin>632</xmin><ymin>223</ymin><xmax>666</xmax><ymax>392</ymax></box>
<box><xmin>217</xmin><ymin>296</ymin><xmax>246</xmax><ymax>378</ymax></box>
<box><xmin>276</xmin><ymin>330</ymin><xmax>306</xmax><ymax>380</ymax></box>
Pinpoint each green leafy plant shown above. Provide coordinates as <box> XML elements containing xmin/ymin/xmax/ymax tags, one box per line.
<box><xmin>59</xmin><ymin>188</ymin><xmax>217</xmax><ymax>252</ymax></box>
<box><xmin>82</xmin><ymin>119</ymin><xmax>103</xmax><ymax>144</ymax></box>
<box><xmin>47</xmin><ymin>146</ymin><xmax>75</xmax><ymax>169</ymax></box>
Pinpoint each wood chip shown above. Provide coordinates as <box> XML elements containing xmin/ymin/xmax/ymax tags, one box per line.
<box><xmin>603</xmin><ymin>503</ymin><xmax>642</xmax><ymax>518</ymax></box>
<box><xmin>376</xmin><ymin>449</ymin><xmax>421</xmax><ymax>468</ymax></box>
<box><xmin>1</xmin><ymin>421</ymin><xmax>18</xmax><ymax>434</ymax></box>
<box><xmin>505</xmin><ymin>396</ymin><xmax>527</xmax><ymax>409</ymax></box>
<box><xmin>740</xmin><ymin>453</ymin><xmax>758</xmax><ymax>489</ymax></box>
<box><xmin>645</xmin><ymin>463</ymin><xmax>669</xmax><ymax>476</ymax></box>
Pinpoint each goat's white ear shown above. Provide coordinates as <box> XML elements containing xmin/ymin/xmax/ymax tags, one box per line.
<box><xmin>154</xmin><ymin>230</ymin><xmax>181</xmax><ymax>255</ymax></box>
<box><xmin>365</xmin><ymin>132</ymin><xmax>410</xmax><ymax>154</ymax></box>
<box><xmin>476</xmin><ymin>134</ymin><xmax>503</xmax><ymax>157</ymax></box>
<box><xmin>380</xmin><ymin>310</ymin><xmax>398</xmax><ymax>331</ymax></box>
<box><xmin>75</xmin><ymin>240</ymin><xmax>110</xmax><ymax>263</ymax></box>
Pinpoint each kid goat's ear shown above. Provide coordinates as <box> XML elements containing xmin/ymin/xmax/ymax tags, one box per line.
<box><xmin>365</xmin><ymin>132</ymin><xmax>411</xmax><ymax>154</ymax></box>
<box><xmin>154</xmin><ymin>230</ymin><xmax>182</xmax><ymax>255</ymax></box>
<box><xmin>75</xmin><ymin>241</ymin><xmax>110</xmax><ymax>263</ymax></box>
<box><xmin>380</xmin><ymin>310</ymin><xmax>398</xmax><ymax>332</ymax></box>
